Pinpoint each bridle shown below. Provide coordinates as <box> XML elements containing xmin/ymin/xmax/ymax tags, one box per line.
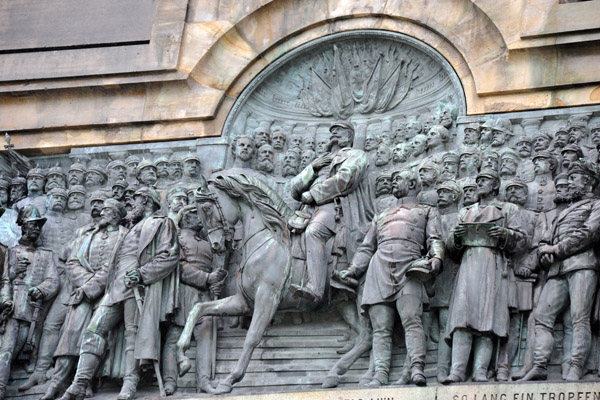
<box><xmin>195</xmin><ymin>184</ymin><xmax>234</xmax><ymax>249</ymax></box>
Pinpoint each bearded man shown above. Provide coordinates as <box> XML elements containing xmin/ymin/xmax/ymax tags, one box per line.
<box><xmin>61</xmin><ymin>187</ymin><xmax>179</xmax><ymax>400</ymax></box>
<box><xmin>256</xmin><ymin>144</ymin><xmax>275</xmax><ymax>174</ymax></box>
<box><xmin>41</xmin><ymin>199</ymin><xmax>128</xmax><ymax>400</ymax></box>
<box><xmin>444</xmin><ymin>170</ymin><xmax>526</xmax><ymax>384</ymax></box>
<box><xmin>520</xmin><ymin>161</ymin><xmax>600</xmax><ymax>381</ymax></box>
<box><xmin>290</xmin><ymin>121</ymin><xmax>373</xmax><ymax>303</ymax></box>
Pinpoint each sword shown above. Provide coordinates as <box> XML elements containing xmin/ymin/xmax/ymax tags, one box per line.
<box><xmin>132</xmin><ymin>285</ymin><xmax>166</xmax><ymax>398</ymax></box>
<box><xmin>22</xmin><ymin>298</ymin><xmax>42</xmax><ymax>357</ymax></box>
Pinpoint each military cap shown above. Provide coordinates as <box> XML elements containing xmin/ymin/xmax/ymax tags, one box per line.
<box><xmin>154</xmin><ymin>155</ymin><xmax>169</xmax><ymax>165</ymax></box>
<box><xmin>47</xmin><ymin>187</ymin><xmax>67</xmax><ymax>198</ymax></box>
<box><xmin>568</xmin><ymin>160</ymin><xmax>598</xmax><ymax>181</ymax></box>
<box><xmin>505</xmin><ymin>178</ymin><xmax>527</xmax><ymax>190</ymax></box>
<box><xmin>375</xmin><ymin>170</ymin><xmax>392</xmax><ymax>183</ymax></box>
<box><xmin>10</xmin><ymin>176</ymin><xmax>26</xmax><ymax>186</ymax></box>
<box><xmin>106</xmin><ymin>160</ymin><xmax>126</xmax><ymax>171</ymax></box>
<box><xmin>482</xmin><ymin>150</ymin><xmax>500</xmax><ymax>160</ymax></box>
<box><xmin>125</xmin><ymin>155</ymin><xmax>141</xmax><ymax>165</ymax></box>
<box><xmin>134</xmin><ymin>187</ymin><xmax>162</xmax><ymax>208</ymax></box>
<box><xmin>182</xmin><ymin>152</ymin><xmax>202</xmax><ymax>164</ymax></box>
<box><xmin>167</xmin><ymin>186</ymin><xmax>188</xmax><ymax>202</ymax></box>
<box><xmin>555</xmin><ymin>124</ymin><xmax>569</xmax><ymax>134</ymax></box>
<box><xmin>589</xmin><ymin>121</ymin><xmax>600</xmax><ymax>132</ymax></box>
<box><xmin>532</xmin><ymin>150</ymin><xmax>554</xmax><ymax>161</ymax></box>
<box><xmin>441</xmin><ymin>152</ymin><xmax>459</xmax><ymax>163</ymax></box>
<box><xmin>329</xmin><ymin>121</ymin><xmax>355</xmax><ymax>134</ymax></box>
<box><xmin>68</xmin><ymin>185</ymin><xmax>87</xmax><ymax>196</ymax></box>
<box><xmin>27</xmin><ymin>167</ymin><xmax>45</xmax><ymax>179</ymax></box>
<box><xmin>111</xmin><ymin>180</ymin><xmax>128</xmax><ymax>189</ymax></box>
<box><xmin>464</xmin><ymin>122</ymin><xmax>480</xmax><ymax>132</ymax></box>
<box><xmin>47</xmin><ymin>165</ymin><xmax>66</xmax><ymax>178</ymax></box>
<box><xmin>515</xmin><ymin>135</ymin><xmax>532</xmax><ymax>144</ymax></box>
<box><xmin>86</xmin><ymin>165</ymin><xmax>107</xmax><ymax>180</ymax></box>
<box><xmin>500</xmin><ymin>149</ymin><xmax>520</xmax><ymax>162</ymax></box>
<box><xmin>491</xmin><ymin>118</ymin><xmax>513</xmax><ymax>135</ymax></box>
<box><xmin>89</xmin><ymin>190</ymin><xmax>108</xmax><ymax>203</ymax></box>
<box><xmin>533</xmin><ymin>130</ymin><xmax>553</xmax><ymax>141</ymax></box>
<box><xmin>69</xmin><ymin>163</ymin><xmax>87</xmax><ymax>173</ymax></box>
<box><xmin>17</xmin><ymin>205</ymin><xmax>46</xmax><ymax>226</ymax></box>
<box><xmin>436</xmin><ymin>180</ymin><xmax>461</xmax><ymax>196</ymax></box>
<box><xmin>168</xmin><ymin>154</ymin><xmax>182</xmax><ymax>165</ymax></box>
<box><xmin>460</xmin><ymin>178</ymin><xmax>477</xmax><ymax>189</ymax></box>
<box><xmin>560</xmin><ymin>144</ymin><xmax>584</xmax><ymax>158</ymax></box>
<box><xmin>480</xmin><ymin>118</ymin><xmax>494</xmax><ymax>129</ymax></box>
<box><xmin>476</xmin><ymin>169</ymin><xmax>499</xmax><ymax>181</ymax></box>
<box><xmin>418</xmin><ymin>160</ymin><xmax>440</xmax><ymax>174</ymax></box>
<box><xmin>569</xmin><ymin>119</ymin><xmax>588</xmax><ymax>133</ymax></box>
<box><xmin>136</xmin><ymin>159</ymin><xmax>157</xmax><ymax>175</ymax></box>
<box><xmin>554</xmin><ymin>173</ymin><xmax>568</xmax><ymax>185</ymax></box>
<box><xmin>177</xmin><ymin>205</ymin><xmax>198</xmax><ymax>227</ymax></box>
<box><xmin>102</xmin><ymin>198</ymin><xmax>127</xmax><ymax>219</ymax></box>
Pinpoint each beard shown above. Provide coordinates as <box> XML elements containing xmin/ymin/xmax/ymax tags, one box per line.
<box><xmin>376</xmin><ymin>187</ymin><xmax>390</xmax><ymax>197</ymax></box>
<box><xmin>126</xmin><ymin>203</ymin><xmax>146</xmax><ymax>226</ymax></box>
<box><xmin>256</xmin><ymin>159</ymin><xmax>274</xmax><ymax>173</ymax></box>
<box><xmin>554</xmin><ymin>193</ymin><xmax>571</xmax><ymax>204</ymax></box>
<box><xmin>565</xmin><ymin>188</ymin><xmax>586</xmax><ymax>203</ymax></box>
<box><xmin>282</xmin><ymin>165</ymin><xmax>298</xmax><ymax>178</ymax></box>
<box><xmin>375</xmin><ymin>158</ymin><xmax>389</xmax><ymax>167</ymax></box>
<box><xmin>507</xmin><ymin>195</ymin><xmax>526</xmax><ymax>206</ymax></box>
<box><xmin>97</xmin><ymin>217</ymin><xmax>111</xmax><ymax>229</ymax></box>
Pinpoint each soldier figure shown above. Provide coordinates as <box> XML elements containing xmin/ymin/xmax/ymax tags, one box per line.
<box><xmin>45</xmin><ymin>165</ymin><xmax>67</xmax><ymax>192</ymax></box>
<box><xmin>61</xmin><ymin>187</ymin><xmax>179</xmax><ymax>400</ymax></box>
<box><xmin>16</xmin><ymin>167</ymin><xmax>47</xmax><ymax>214</ymax></box>
<box><xmin>256</xmin><ymin>144</ymin><xmax>275</xmax><ymax>175</ymax></box>
<box><xmin>106</xmin><ymin>160</ymin><xmax>127</xmax><ymax>184</ymax></box>
<box><xmin>290</xmin><ymin>121</ymin><xmax>373</xmax><ymax>303</ymax></box>
<box><xmin>0</xmin><ymin>205</ymin><xmax>59</xmax><ymax>399</ymax></box>
<box><xmin>111</xmin><ymin>180</ymin><xmax>128</xmax><ymax>202</ymax></box>
<box><xmin>162</xmin><ymin>206</ymin><xmax>227</xmax><ymax>395</ymax></box>
<box><xmin>526</xmin><ymin>151</ymin><xmax>557</xmax><ymax>212</ymax></box>
<box><xmin>124</xmin><ymin>155</ymin><xmax>141</xmax><ymax>185</ymax></box>
<box><xmin>166</xmin><ymin>187</ymin><xmax>188</xmax><ymax>222</ymax></box>
<box><xmin>460</xmin><ymin>178</ymin><xmax>478</xmax><ymax>207</ymax></box>
<box><xmin>67</xmin><ymin>163</ymin><xmax>86</xmax><ymax>187</ymax></box>
<box><xmin>84</xmin><ymin>166</ymin><xmax>107</xmax><ymax>193</ymax></box>
<box><xmin>374</xmin><ymin>171</ymin><xmax>396</xmax><ymax>213</ymax></box>
<box><xmin>338</xmin><ymin>168</ymin><xmax>444</xmax><ymax>387</ymax></box>
<box><xmin>462</xmin><ymin>123</ymin><xmax>480</xmax><ymax>147</ymax></box>
<box><xmin>490</xmin><ymin>118</ymin><xmax>514</xmax><ymax>148</ymax></box>
<box><xmin>167</xmin><ymin>154</ymin><xmax>183</xmax><ymax>181</ymax></box>
<box><xmin>41</xmin><ymin>199</ymin><xmax>128</xmax><ymax>400</ymax></box>
<box><xmin>443</xmin><ymin>170</ymin><xmax>526</xmax><ymax>384</ymax></box>
<box><xmin>0</xmin><ymin>179</ymin><xmax>20</xmax><ymax>248</ymax></box>
<box><xmin>154</xmin><ymin>155</ymin><xmax>170</xmax><ymax>189</ymax></box>
<box><xmin>458</xmin><ymin>148</ymin><xmax>481</xmax><ymax>179</ymax></box>
<box><xmin>496</xmin><ymin>179</ymin><xmax>540</xmax><ymax>381</ymax></box>
<box><xmin>19</xmin><ymin>188</ymin><xmax>79</xmax><ymax>390</ymax></box>
<box><xmin>136</xmin><ymin>159</ymin><xmax>158</xmax><ymax>187</ymax></box>
<box><xmin>440</xmin><ymin>152</ymin><xmax>459</xmax><ymax>181</ymax></box>
<box><xmin>9</xmin><ymin>176</ymin><xmax>27</xmax><ymax>208</ymax></box>
<box><xmin>431</xmin><ymin>180</ymin><xmax>462</xmax><ymax>382</ymax></box>
<box><xmin>181</xmin><ymin>152</ymin><xmax>203</xmax><ymax>184</ymax></box>
<box><xmin>416</xmin><ymin>160</ymin><xmax>440</xmax><ymax>207</ymax></box>
<box><xmin>520</xmin><ymin>161</ymin><xmax>600</xmax><ymax>381</ymax></box>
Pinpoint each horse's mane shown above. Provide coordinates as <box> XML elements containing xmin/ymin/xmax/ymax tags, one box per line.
<box><xmin>209</xmin><ymin>174</ymin><xmax>293</xmax><ymax>243</ymax></box>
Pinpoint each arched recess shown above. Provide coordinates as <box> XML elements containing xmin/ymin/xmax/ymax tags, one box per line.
<box><xmin>184</xmin><ymin>0</ymin><xmax>508</xmax><ymax>131</ymax></box>
<box><xmin>220</xmin><ymin>29</ymin><xmax>466</xmax><ymax>152</ymax></box>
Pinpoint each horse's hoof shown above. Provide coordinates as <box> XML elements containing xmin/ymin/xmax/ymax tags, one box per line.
<box><xmin>321</xmin><ymin>375</ymin><xmax>340</xmax><ymax>389</ymax></box>
<box><xmin>177</xmin><ymin>358</ymin><xmax>192</xmax><ymax>377</ymax></box>
<box><xmin>213</xmin><ymin>382</ymin><xmax>233</xmax><ymax>395</ymax></box>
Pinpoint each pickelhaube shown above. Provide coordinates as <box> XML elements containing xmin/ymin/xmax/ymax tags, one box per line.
<box><xmin>17</xmin><ymin>204</ymin><xmax>46</xmax><ymax>227</ymax></box>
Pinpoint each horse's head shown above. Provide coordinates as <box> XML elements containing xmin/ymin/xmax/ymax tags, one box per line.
<box><xmin>195</xmin><ymin>179</ymin><xmax>236</xmax><ymax>254</ymax></box>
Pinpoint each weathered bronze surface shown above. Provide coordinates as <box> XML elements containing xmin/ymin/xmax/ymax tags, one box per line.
<box><xmin>0</xmin><ymin>31</ymin><xmax>599</xmax><ymax>400</ymax></box>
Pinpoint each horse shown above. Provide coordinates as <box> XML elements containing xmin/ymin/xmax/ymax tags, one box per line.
<box><xmin>175</xmin><ymin>173</ymin><xmax>371</xmax><ymax>394</ymax></box>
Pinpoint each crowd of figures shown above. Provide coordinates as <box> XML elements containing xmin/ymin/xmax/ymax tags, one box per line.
<box><xmin>0</xmin><ymin>106</ymin><xmax>599</xmax><ymax>399</ymax></box>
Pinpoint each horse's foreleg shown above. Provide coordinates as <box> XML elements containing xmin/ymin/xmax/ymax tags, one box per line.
<box><xmin>176</xmin><ymin>294</ymin><xmax>251</xmax><ymax>377</ymax></box>
<box><xmin>215</xmin><ymin>287</ymin><xmax>280</xmax><ymax>394</ymax></box>
<box><xmin>323</xmin><ymin>311</ymin><xmax>373</xmax><ymax>388</ymax></box>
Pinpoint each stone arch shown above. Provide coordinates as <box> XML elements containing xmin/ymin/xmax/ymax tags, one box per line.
<box><xmin>186</xmin><ymin>0</ymin><xmax>508</xmax><ymax>129</ymax></box>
